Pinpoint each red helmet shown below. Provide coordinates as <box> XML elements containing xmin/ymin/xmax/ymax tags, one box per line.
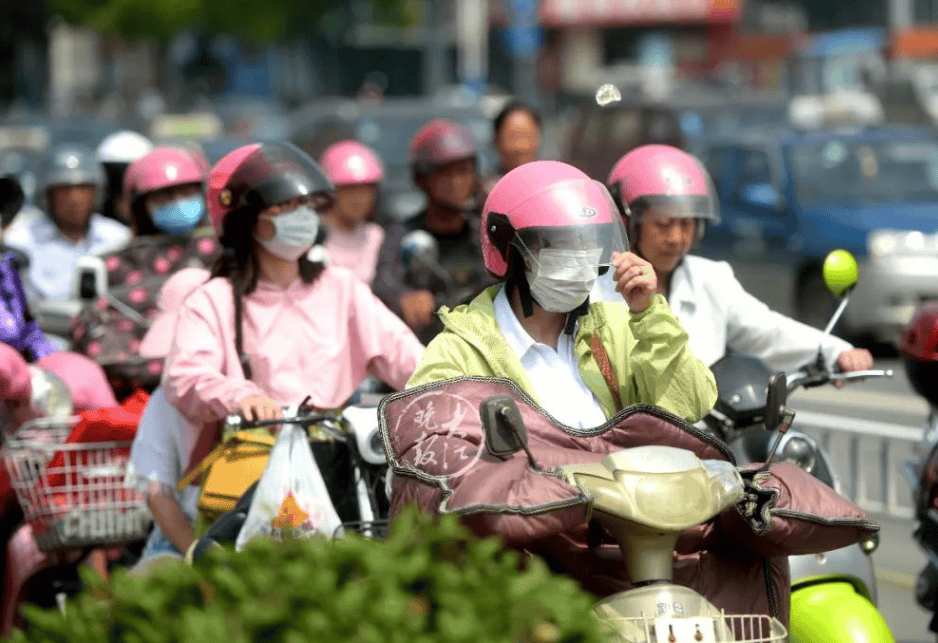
<box><xmin>409</xmin><ymin>119</ymin><xmax>477</xmax><ymax>176</ymax></box>
<box><xmin>207</xmin><ymin>142</ymin><xmax>334</xmax><ymax>238</ymax></box>
<box><xmin>607</xmin><ymin>144</ymin><xmax>719</xmax><ymax>242</ymax></box>
<box><xmin>482</xmin><ymin>160</ymin><xmax>628</xmax><ymax>279</ymax></box>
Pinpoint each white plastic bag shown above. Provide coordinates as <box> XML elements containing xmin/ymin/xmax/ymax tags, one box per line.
<box><xmin>235</xmin><ymin>408</ymin><xmax>344</xmax><ymax>550</ymax></box>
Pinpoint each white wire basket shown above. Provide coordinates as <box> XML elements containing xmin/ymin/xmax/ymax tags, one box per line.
<box><xmin>1</xmin><ymin>416</ymin><xmax>152</xmax><ymax>552</ymax></box>
<box><xmin>606</xmin><ymin>612</ymin><xmax>788</xmax><ymax>642</ymax></box>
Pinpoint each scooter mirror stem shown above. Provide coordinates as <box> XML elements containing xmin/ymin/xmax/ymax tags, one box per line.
<box><xmin>759</xmin><ymin>408</ymin><xmax>796</xmax><ymax>474</ymax></box>
<box><xmin>823</xmin><ymin>292</ymin><xmax>851</xmax><ymax>336</ymax></box>
<box><xmin>500</xmin><ymin>408</ymin><xmax>543</xmax><ymax>471</ymax></box>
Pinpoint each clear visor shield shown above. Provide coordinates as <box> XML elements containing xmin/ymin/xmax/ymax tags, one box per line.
<box><xmin>626</xmin><ymin>156</ymin><xmax>720</xmax><ymax>225</ymax></box>
<box><xmin>511</xmin><ymin>180</ymin><xmax>630</xmax><ymax>274</ymax></box>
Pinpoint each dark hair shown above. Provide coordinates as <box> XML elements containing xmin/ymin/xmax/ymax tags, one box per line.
<box><xmin>210</xmin><ymin>205</ymin><xmax>327</xmax><ymax>379</ymax></box>
<box><xmin>130</xmin><ymin>183</ymin><xmax>206</xmax><ymax>237</ymax></box>
<box><xmin>493</xmin><ymin>101</ymin><xmax>541</xmax><ymax>139</ymax></box>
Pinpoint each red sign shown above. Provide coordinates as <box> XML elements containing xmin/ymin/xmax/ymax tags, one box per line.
<box><xmin>539</xmin><ymin>0</ymin><xmax>741</xmax><ymax>26</ymax></box>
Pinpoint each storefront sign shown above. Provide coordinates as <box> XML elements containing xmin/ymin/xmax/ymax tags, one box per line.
<box><xmin>539</xmin><ymin>0</ymin><xmax>740</xmax><ymax>26</ymax></box>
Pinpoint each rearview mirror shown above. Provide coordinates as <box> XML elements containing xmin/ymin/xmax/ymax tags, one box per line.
<box><xmin>400</xmin><ymin>230</ymin><xmax>440</xmax><ymax>273</ymax></box>
<box><xmin>764</xmin><ymin>372</ymin><xmax>788</xmax><ymax>431</ymax></box>
<box><xmin>479</xmin><ymin>395</ymin><xmax>528</xmax><ymax>458</ymax></box>
<box><xmin>822</xmin><ymin>249</ymin><xmax>859</xmax><ymax>298</ymax></box>
<box><xmin>72</xmin><ymin>256</ymin><xmax>108</xmax><ymax>302</ymax></box>
<box><xmin>739</xmin><ymin>183</ymin><xmax>780</xmax><ymax>210</ymax></box>
<box><xmin>78</xmin><ymin>270</ymin><xmax>97</xmax><ymax>301</ymax></box>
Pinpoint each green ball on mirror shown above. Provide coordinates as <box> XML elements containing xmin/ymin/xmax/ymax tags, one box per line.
<box><xmin>823</xmin><ymin>249</ymin><xmax>859</xmax><ymax>297</ymax></box>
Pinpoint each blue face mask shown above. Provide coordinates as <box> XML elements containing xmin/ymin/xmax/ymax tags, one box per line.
<box><xmin>150</xmin><ymin>195</ymin><xmax>205</xmax><ymax>234</ymax></box>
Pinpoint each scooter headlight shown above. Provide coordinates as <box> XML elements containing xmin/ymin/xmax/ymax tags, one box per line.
<box><xmin>29</xmin><ymin>366</ymin><xmax>73</xmax><ymax>419</ymax></box>
<box><xmin>860</xmin><ymin>532</ymin><xmax>879</xmax><ymax>554</ymax></box>
<box><xmin>780</xmin><ymin>436</ymin><xmax>817</xmax><ymax>473</ymax></box>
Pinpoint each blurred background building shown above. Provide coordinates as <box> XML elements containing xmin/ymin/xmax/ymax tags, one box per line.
<box><xmin>3</xmin><ymin>0</ymin><xmax>938</xmax><ymax>118</ymax></box>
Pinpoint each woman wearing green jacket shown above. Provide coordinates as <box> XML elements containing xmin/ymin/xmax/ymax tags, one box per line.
<box><xmin>407</xmin><ymin>160</ymin><xmax>717</xmax><ymax>425</ymax></box>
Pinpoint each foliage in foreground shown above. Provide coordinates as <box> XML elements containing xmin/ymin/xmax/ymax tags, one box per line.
<box><xmin>6</xmin><ymin>506</ymin><xmax>609</xmax><ymax>643</ymax></box>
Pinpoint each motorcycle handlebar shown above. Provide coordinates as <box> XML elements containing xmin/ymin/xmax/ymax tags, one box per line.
<box><xmin>787</xmin><ymin>368</ymin><xmax>893</xmax><ymax>393</ymax></box>
<box><xmin>223</xmin><ymin>407</ymin><xmax>345</xmax><ymax>437</ymax></box>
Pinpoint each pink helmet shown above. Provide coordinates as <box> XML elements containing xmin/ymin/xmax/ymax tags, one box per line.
<box><xmin>607</xmin><ymin>145</ymin><xmax>719</xmax><ymax>240</ymax></box>
<box><xmin>123</xmin><ymin>146</ymin><xmax>206</xmax><ymax>205</ymax></box>
<box><xmin>409</xmin><ymin>119</ymin><xmax>477</xmax><ymax>176</ymax></box>
<box><xmin>320</xmin><ymin>140</ymin><xmax>384</xmax><ymax>186</ymax></box>
<box><xmin>482</xmin><ymin>160</ymin><xmax>629</xmax><ymax>278</ymax></box>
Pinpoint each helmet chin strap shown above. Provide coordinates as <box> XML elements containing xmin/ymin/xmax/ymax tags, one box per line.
<box><xmin>506</xmin><ymin>248</ymin><xmax>535</xmax><ymax>318</ymax></box>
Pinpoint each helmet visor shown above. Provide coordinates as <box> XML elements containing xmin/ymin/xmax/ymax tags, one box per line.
<box><xmin>511</xmin><ymin>180</ymin><xmax>630</xmax><ymax>271</ymax></box>
<box><xmin>624</xmin><ymin>154</ymin><xmax>720</xmax><ymax>225</ymax></box>
<box><xmin>238</xmin><ymin>143</ymin><xmax>335</xmax><ymax>211</ymax></box>
<box><xmin>629</xmin><ymin>193</ymin><xmax>719</xmax><ymax>224</ymax></box>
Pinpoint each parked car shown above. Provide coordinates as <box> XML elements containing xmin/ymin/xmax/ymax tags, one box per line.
<box><xmin>700</xmin><ymin>124</ymin><xmax>938</xmax><ymax>344</ymax></box>
<box><xmin>563</xmin><ymin>98</ymin><xmax>686</xmax><ymax>182</ymax></box>
<box><xmin>289</xmin><ymin>97</ymin><xmax>494</xmax><ymax>223</ymax></box>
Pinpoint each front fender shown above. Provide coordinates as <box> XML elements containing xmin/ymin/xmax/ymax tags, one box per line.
<box><xmin>789</xmin><ymin>581</ymin><xmax>895</xmax><ymax>643</ymax></box>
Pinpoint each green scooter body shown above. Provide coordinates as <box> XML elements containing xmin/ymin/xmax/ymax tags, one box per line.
<box><xmin>789</xmin><ymin>580</ymin><xmax>894</xmax><ymax>643</ymax></box>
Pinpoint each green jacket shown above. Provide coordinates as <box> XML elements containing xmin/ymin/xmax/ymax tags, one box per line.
<box><xmin>407</xmin><ymin>286</ymin><xmax>717</xmax><ymax>423</ymax></box>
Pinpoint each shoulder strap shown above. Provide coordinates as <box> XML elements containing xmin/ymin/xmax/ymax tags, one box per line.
<box><xmin>180</xmin><ymin>420</ymin><xmax>223</xmax><ymax>486</ymax></box>
<box><xmin>590</xmin><ymin>334</ymin><xmax>622</xmax><ymax>411</ymax></box>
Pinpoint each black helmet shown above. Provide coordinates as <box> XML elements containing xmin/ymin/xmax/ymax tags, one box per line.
<box><xmin>208</xmin><ymin>141</ymin><xmax>334</xmax><ymax>237</ymax></box>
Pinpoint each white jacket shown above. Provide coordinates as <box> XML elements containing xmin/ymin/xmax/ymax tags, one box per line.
<box><xmin>593</xmin><ymin>255</ymin><xmax>852</xmax><ymax>374</ymax></box>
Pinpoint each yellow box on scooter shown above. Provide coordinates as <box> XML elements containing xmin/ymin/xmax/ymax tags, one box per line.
<box><xmin>178</xmin><ymin>428</ymin><xmax>276</xmax><ymax>523</ymax></box>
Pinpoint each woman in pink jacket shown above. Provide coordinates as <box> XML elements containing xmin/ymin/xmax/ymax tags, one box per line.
<box><xmin>318</xmin><ymin>140</ymin><xmax>385</xmax><ymax>286</ymax></box>
<box><xmin>162</xmin><ymin>142</ymin><xmax>424</xmax><ymax>430</ymax></box>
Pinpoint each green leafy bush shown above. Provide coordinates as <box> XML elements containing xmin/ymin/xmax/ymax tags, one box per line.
<box><xmin>5</xmin><ymin>507</ymin><xmax>610</xmax><ymax>643</ymax></box>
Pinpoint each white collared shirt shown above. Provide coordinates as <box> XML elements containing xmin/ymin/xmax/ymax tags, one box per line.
<box><xmin>493</xmin><ymin>286</ymin><xmax>608</xmax><ymax>429</ymax></box>
<box><xmin>125</xmin><ymin>385</ymin><xmax>199</xmax><ymax>517</ymax></box>
<box><xmin>4</xmin><ymin>212</ymin><xmax>131</xmax><ymax>302</ymax></box>
<box><xmin>592</xmin><ymin>254</ymin><xmax>851</xmax><ymax>374</ymax></box>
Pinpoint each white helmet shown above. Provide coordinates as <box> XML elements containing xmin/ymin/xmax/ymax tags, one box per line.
<box><xmin>96</xmin><ymin>130</ymin><xmax>153</xmax><ymax>165</ymax></box>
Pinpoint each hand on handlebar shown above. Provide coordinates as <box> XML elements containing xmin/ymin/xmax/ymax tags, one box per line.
<box><xmin>399</xmin><ymin>290</ymin><xmax>436</xmax><ymax>329</ymax></box>
<box><xmin>238</xmin><ymin>395</ymin><xmax>282</xmax><ymax>432</ymax></box>
<box><xmin>833</xmin><ymin>348</ymin><xmax>875</xmax><ymax>388</ymax></box>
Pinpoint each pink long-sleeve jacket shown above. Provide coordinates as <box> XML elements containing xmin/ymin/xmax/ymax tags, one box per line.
<box><xmin>163</xmin><ymin>266</ymin><xmax>424</xmax><ymax>426</ymax></box>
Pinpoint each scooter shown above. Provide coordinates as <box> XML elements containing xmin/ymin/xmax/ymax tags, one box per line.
<box><xmin>705</xmin><ymin>353</ymin><xmax>892</xmax><ymax>642</ymax></box>
<box><xmin>705</xmin><ymin>250</ymin><xmax>894</xmax><ymax>642</ymax></box>
<box><xmin>474</xmin><ymin>380</ymin><xmax>799</xmax><ymax>641</ymax></box>
<box><xmin>0</xmin><ymin>390</ymin><xmax>151</xmax><ymax>635</ymax></box>
<box><xmin>187</xmin><ymin>400</ymin><xmax>389</xmax><ymax>559</ymax></box>
<box><xmin>899</xmin><ymin>301</ymin><xmax>938</xmax><ymax>623</ymax></box>
<box><xmin>400</xmin><ymin>229</ymin><xmax>482</xmax><ymax>310</ymax></box>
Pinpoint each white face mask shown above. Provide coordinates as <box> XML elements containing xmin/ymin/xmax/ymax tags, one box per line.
<box><xmin>525</xmin><ymin>248</ymin><xmax>601</xmax><ymax>313</ymax></box>
<box><xmin>254</xmin><ymin>205</ymin><xmax>320</xmax><ymax>261</ymax></box>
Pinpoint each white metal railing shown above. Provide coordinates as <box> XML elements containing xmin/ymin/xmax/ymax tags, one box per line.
<box><xmin>794</xmin><ymin>410</ymin><xmax>923</xmax><ymax>520</ymax></box>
